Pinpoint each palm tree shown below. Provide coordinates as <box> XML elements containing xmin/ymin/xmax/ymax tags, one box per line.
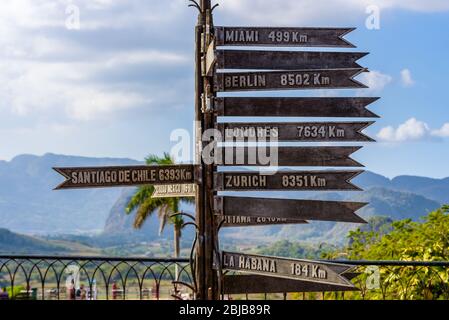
<box><xmin>125</xmin><ymin>153</ymin><xmax>194</xmax><ymax>264</ymax></box>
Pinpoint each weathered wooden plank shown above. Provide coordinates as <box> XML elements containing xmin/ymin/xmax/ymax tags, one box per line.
<box><xmin>214</xmin><ymin>97</ymin><xmax>379</xmax><ymax>118</ymax></box>
<box><xmin>223</xmin><ymin>275</ymin><xmax>358</xmax><ymax>294</ymax></box>
<box><xmin>215</xmin><ymin>27</ymin><xmax>356</xmax><ymax>48</ymax></box>
<box><xmin>214</xmin><ymin>170</ymin><xmax>363</xmax><ymax>191</ymax></box>
<box><xmin>222</xmin><ymin>251</ymin><xmax>355</xmax><ymax>287</ymax></box>
<box><xmin>217</xmin><ymin>122</ymin><xmax>374</xmax><ymax>142</ymax></box>
<box><xmin>216</xmin><ymin>146</ymin><xmax>363</xmax><ymax>167</ymax></box>
<box><xmin>152</xmin><ymin>183</ymin><xmax>196</xmax><ymax>198</ymax></box>
<box><xmin>214</xmin><ymin>69</ymin><xmax>367</xmax><ymax>92</ymax></box>
<box><xmin>214</xmin><ymin>197</ymin><xmax>367</xmax><ymax>223</ymax></box>
<box><xmin>53</xmin><ymin>165</ymin><xmax>197</xmax><ymax>190</ymax></box>
<box><xmin>216</xmin><ymin>50</ymin><xmax>367</xmax><ymax>70</ymax></box>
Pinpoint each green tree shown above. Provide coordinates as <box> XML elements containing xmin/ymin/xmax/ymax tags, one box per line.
<box><xmin>330</xmin><ymin>206</ymin><xmax>449</xmax><ymax>300</ymax></box>
<box><xmin>125</xmin><ymin>153</ymin><xmax>194</xmax><ymax>263</ymax></box>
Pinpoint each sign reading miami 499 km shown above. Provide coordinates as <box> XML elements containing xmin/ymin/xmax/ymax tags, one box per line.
<box><xmin>53</xmin><ymin>165</ymin><xmax>197</xmax><ymax>190</ymax></box>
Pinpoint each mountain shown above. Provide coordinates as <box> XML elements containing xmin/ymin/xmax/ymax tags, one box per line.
<box><xmin>0</xmin><ymin>228</ymin><xmax>101</xmax><ymax>255</ymax></box>
<box><xmin>0</xmin><ymin>153</ymin><xmax>140</xmax><ymax>234</ymax></box>
<box><xmin>0</xmin><ymin>153</ymin><xmax>448</xmax><ymax>244</ymax></box>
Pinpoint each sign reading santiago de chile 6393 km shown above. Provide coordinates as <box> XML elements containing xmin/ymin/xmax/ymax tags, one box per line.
<box><xmin>53</xmin><ymin>165</ymin><xmax>197</xmax><ymax>190</ymax></box>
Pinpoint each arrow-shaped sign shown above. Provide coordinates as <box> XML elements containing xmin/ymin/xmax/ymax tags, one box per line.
<box><xmin>215</xmin><ymin>27</ymin><xmax>356</xmax><ymax>48</ymax></box>
<box><xmin>214</xmin><ymin>97</ymin><xmax>379</xmax><ymax>118</ymax></box>
<box><xmin>214</xmin><ymin>197</ymin><xmax>367</xmax><ymax>223</ymax></box>
<box><xmin>214</xmin><ymin>68</ymin><xmax>367</xmax><ymax>92</ymax></box>
<box><xmin>216</xmin><ymin>50</ymin><xmax>367</xmax><ymax>70</ymax></box>
<box><xmin>152</xmin><ymin>183</ymin><xmax>196</xmax><ymax>198</ymax></box>
<box><xmin>217</xmin><ymin>122</ymin><xmax>374</xmax><ymax>142</ymax></box>
<box><xmin>222</xmin><ymin>275</ymin><xmax>358</xmax><ymax>294</ymax></box>
<box><xmin>216</xmin><ymin>146</ymin><xmax>363</xmax><ymax>167</ymax></box>
<box><xmin>217</xmin><ymin>215</ymin><xmax>308</xmax><ymax>227</ymax></box>
<box><xmin>53</xmin><ymin>165</ymin><xmax>197</xmax><ymax>190</ymax></box>
<box><xmin>222</xmin><ymin>251</ymin><xmax>355</xmax><ymax>287</ymax></box>
<box><xmin>214</xmin><ymin>170</ymin><xmax>363</xmax><ymax>191</ymax></box>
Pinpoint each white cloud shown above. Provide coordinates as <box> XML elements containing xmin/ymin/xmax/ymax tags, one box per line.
<box><xmin>432</xmin><ymin>123</ymin><xmax>449</xmax><ymax>137</ymax></box>
<box><xmin>358</xmin><ymin>70</ymin><xmax>392</xmax><ymax>92</ymax></box>
<box><xmin>220</xmin><ymin>0</ymin><xmax>449</xmax><ymax>24</ymax></box>
<box><xmin>377</xmin><ymin>118</ymin><xmax>449</xmax><ymax>142</ymax></box>
<box><xmin>400</xmin><ymin>69</ymin><xmax>415</xmax><ymax>87</ymax></box>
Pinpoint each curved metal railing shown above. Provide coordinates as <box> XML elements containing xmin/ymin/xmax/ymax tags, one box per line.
<box><xmin>1</xmin><ymin>255</ymin><xmax>449</xmax><ymax>300</ymax></box>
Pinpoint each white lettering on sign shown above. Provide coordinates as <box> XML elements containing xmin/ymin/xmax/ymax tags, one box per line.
<box><xmin>153</xmin><ymin>184</ymin><xmax>196</xmax><ymax>198</ymax></box>
<box><xmin>238</xmin><ymin>256</ymin><xmax>277</xmax><ymax>273</ymax></box>
<box><xmin>280</xmin><ymin>73</ymin><xmax>331</xmax><ymax>86</ymax></box>
<box><xmin>290</xmin><ymin>263</ymin><xmax>328</xmax><ymax>279</ymax></box>
<box><xmin>223</xmin><ymin>216</ymin><xmax>290</xmax><ymax>225</ymax></box>
<box><xmin>225</xmin><ymin>74</ymin><xmax>266</xmax><ymax>88</ymax></box>
<box><xmin>69</xmin><ymin>168</ymin><xmax>192</xmax><ymax>185</ymax></box>
<box><xmin>281</xmin><ymin>175</ymin><xmax>327</xmax><ymax>188</ymax></box>
<box><xmin>225</xmin><ymin>175</ymin><xmax>267</xmax><ymax>188</ymax></box>
<box><xmin>224</xmin><ymin>126</ymin><xmax>279</xmax><ymax>139</ymax></box>
<box><xmin>297</xmin><ymin>125</ymin><xmax>345</xmax><ymax>138</ymax></box>
<box><xmin>225</xmin><ymin>30</ymin><xmax>259</xmax><ymax>43</ymax></box>
<box><xmin>268</xmin><ymin>31</ymin><xmax>308</xmax><ymax>43</ymax></box>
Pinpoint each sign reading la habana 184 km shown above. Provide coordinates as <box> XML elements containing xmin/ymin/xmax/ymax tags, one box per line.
<box><xmin>222</xmin><ymin>251</ymin><xmax>356</xmax><ymax>288</ymax></box>
<box><xmin>53</xmin><ymin>165</ymin><xmax>197</xmax><ymax>190</ymax></box>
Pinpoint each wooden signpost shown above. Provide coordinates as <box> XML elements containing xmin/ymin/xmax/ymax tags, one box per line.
<box><xmin>214</xmin><ymin>170</ymin><xmax>363</xmax><ymax>192</ymax></box>
<box><xmin>53</xmin><ymin>165</ymin><xmax>197</xmax><ymax>189</ymax></box>
<box><xmin>216</xmin><ymin>50</ymin><xmax>367</xmax><ymax>70</ymax></box>
<box><xmin>214</xmin><ymin>97</ymin><xmax>380</xmax><ymax>118</ymax></box>
<box><xmin>152</xmin><ymin>183</ymin><xmax>196</xmax><ymax>198</ymax></box>
<box><xmin>215</xmin><ymin>27</ymin><xmax>356</xmax><ymax>47</ymax></box>
<box><xmin>217</xmin><ymin>146</ymin><xmax>363</xmax><ymax>167</ymax></box>
<box><xmin>214</xmin><ymin>197</ymin><xmax>367</xmax><ymax>223</ymax></box>
<box><xmin>214</xmin><ymin>68</ymin><xmax>367</xmax><ymax>92</ymax></box>
<box><xmin>223</xmin><ymin>275</ymin><xmax>358</xmax><ymax>294</ymax></box>
<box><xmin>222</xmin><ymin>251</ymin><xmax>356</xmax><ymax>287</ymax></box>
<box><xmin>217</xmin><ymin>121</ymin><xmax>374</xmax><ymax>142</ymax></box>
<box><xmin>53</xmin><ymin>0</ymin><xmax>379</xmax><ymax>300</ymax></box>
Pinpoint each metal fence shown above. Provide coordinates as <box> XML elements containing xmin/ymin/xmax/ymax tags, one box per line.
<box><xmin>1</xmin><ymin>255</ymin><xmax>449</xmax><ymax>300</ymax></box>
<box><xmin>0</xmin><ymin>255</ymin><xmax>193</xmax><ymax>300</ymax></box>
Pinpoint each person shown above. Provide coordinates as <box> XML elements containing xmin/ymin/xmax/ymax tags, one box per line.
<box><xmin>79</xmin><ymin>284</ymin><xmax>87</xmax><ymax>300</ymax></box>
<box><xmin>0</xmin><ymin>287</ymin><xmax>9</xmax><ymax>300</ymax></box>
<box><xmin>112</xmin><ymin>282</ymin><xmax>118</xmax><ymax>300</ymax></box>
<box><xmin>68</xmin><ymin>279</ymin><xmax>76</xmax><ymax>300</ymax></box>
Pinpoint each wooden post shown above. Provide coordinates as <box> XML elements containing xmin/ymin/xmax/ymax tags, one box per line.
<box><xmin>194</xmin><ymin>0</ymin><xmax>218</xmax><ymax>300</ymax></box>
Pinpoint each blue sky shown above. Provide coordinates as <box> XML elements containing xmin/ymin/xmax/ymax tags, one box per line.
<box><xmin>0</xmin><ymin>0</ymin><xmax>448</xmax><ymax>178</ymax></box>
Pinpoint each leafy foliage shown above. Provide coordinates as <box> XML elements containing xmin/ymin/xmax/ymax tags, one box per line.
<box><xmin>325</xmin><ymin>205</ymin><xmax>449</xmax><ymax>299</ymax></box>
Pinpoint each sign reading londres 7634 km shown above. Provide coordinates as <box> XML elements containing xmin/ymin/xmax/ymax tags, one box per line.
<box><xmin>53</xmin><ymin>165</ymin><xmax>197</xmax><ymax>190</ymax></box>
